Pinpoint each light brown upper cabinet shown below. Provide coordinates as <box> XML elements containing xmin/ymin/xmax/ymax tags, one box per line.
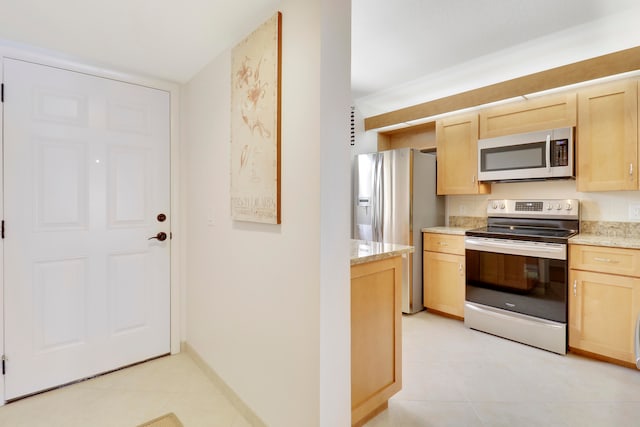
<box><xmin>436</xmin><ymin>113</ymin><xmax>491</xmax><ymax>195</ymax></box>
<box><xmin>479</xmin><ymin>93</ymin><xmax>577</xmax><ymax>138</ymax></box>
<box><xmin>577</xmin><ymin>79</ymin><xmax>638</xmax><ymax>192</ymax></box>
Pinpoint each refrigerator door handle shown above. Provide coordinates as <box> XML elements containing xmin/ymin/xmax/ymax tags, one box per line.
<box><xmin>374</xmin><ymin>154</ymin><xmax>384</xmax><ymax>242</ymax></box>
<box><xmin>369</xmin><ymin>155</ymin><xmax>376</xmax><ymax>241</ymax></box>
<box><xmin>635</xmin><ymin>310</ymin><xmax>640</xmax><ymax>369</ymax></box>
<box><xmin>378</xmin><ymin>154</ymin><xmax>384</xmax><ymax>241</ymax></box>
<box><xmin>372</xmin><ymin>154</ymin><xmax>379</xmax><ymax>241</ymax></box>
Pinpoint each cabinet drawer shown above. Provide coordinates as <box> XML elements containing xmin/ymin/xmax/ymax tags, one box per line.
<box><xmin>570</xmin><ymin>244</ymin><xmax>640</xmax><ymax>277</ymax></box>
<box><xmin>479</xmin><ymin>92</ymin><xmax>577</xmax><ymax>138</ymax></box>
<box><xmin>423</xmin><ymin>233</ymin><xmax>465</xmax><ymax>255</ymax></box>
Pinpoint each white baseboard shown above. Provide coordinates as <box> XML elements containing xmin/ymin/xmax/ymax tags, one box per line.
<box><xmin>181</xmin><ymin>341</ymin><xmax>266</xmax><ymax>427</ymax></box>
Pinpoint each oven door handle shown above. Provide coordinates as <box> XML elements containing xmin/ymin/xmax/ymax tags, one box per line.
<box><xmin>465</xmin><ymin>237</ymin><xmax>566</xmax><ymax>260</ymax></box>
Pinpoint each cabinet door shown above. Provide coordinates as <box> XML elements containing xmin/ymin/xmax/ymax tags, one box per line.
<box><xmin>569</xmin><ymin>269</ymin><xmax>640</xmax><ymax>364</ymax></box>
<box><xmin>351</xmin><ymin>257</ymin><xmax>402</xmax><ymax>424</ymax></box>
<box><xmin>436</xmin><ymin>113</ymin><xmax>490</xmax><ymax>195</ymax></box>
<box><xmin>423</xmin><ymin>252</ymin><xmax>465</xmax><ymax>317</ymax></box>
<box><xmin>479</xmin><ymin>92</ymin><xmax>577</xmax><ymax>138</ymax></box>
<box><xmin>577</xmin><ymin>79</ymin><xmax>638</xmax><ymax>192</ymax></box>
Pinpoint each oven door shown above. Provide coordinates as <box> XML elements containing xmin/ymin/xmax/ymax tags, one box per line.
<box><xmin>465</xmin><ymin>237</ymin><xmax>568</xmax><ymax>323</ymax></box>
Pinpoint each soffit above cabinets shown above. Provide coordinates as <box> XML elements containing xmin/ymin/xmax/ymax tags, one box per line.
<box><xmin>365</xmin><ymin>47</ymin><xmax>640</xmax><ymax>132</ymax></box>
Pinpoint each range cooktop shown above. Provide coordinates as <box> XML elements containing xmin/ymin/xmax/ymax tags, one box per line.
<box><xmin>465</xmin><ymin>225</ymin><xmax>578</xmax><ymax>242</ymax></box>
<box><xmin>465</xmin><ymin>199</ymin><xmax>580</xmax><ymax>243</ymax></box>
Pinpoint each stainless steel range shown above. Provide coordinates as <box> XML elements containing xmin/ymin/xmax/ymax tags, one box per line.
<box><xmin>464</xmin><ymin>199</ymin><xmax>579</xmax><ymax>354</ymax></box>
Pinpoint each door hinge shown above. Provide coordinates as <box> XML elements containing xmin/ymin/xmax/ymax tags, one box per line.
<box><xmin>1</xmin><ymin>220</ymin><xmax>4</xmax><ymax>239</ymax></box>
<box><xmin>1</xmin><ymin>83</ymin><xmax>4</xmax><ymax>103</ymax></box>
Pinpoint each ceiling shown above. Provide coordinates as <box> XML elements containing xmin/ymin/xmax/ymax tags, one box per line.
<box><xmin>0</xmin><ymin>0</ymin><xmax>280</xmax><ymax>83</ymax></box>
<box><xmin>0</xmin><ymin>0</ymin><xmax>639</xmax><ymax>116</ymax></box>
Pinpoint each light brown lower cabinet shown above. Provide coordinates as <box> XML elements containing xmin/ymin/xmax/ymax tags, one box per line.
<box><xmin>569</xmin><ymin>244</ymin><xmax>640</xmax><ymax>366</ymax></box>
<box><xmin>423</xmin><ymin>233</ymin><xmax>465</xmax><ymax>318</ymax></box>
<box><xmin>351</xmin><ymin>256</ymin><xmax>402</xmax><ymax>427</ymax></box>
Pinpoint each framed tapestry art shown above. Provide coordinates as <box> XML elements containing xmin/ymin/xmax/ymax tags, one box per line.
<box><xmin>230</xmin><ymin>12</ymin><xmax>282</xmax><ymax>224</ymax></box>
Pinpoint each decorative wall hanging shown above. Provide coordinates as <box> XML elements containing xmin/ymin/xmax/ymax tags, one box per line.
<box><xmin>230</xmin><ymin>12</ymin><xmax>282</xmax><ymax>224</ymax></box>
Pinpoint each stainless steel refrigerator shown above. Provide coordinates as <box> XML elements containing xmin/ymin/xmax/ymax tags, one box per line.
<box><xmin>353</xmin><ymin>148</ymin><xmax>444</xmax><ymax>314</ymax></box>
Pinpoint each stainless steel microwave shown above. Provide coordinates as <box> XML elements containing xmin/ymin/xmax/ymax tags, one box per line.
<box><xmin>477</xmin><ymin>127</ymin><xmax>574</xmax><ymax>182</ymax></box>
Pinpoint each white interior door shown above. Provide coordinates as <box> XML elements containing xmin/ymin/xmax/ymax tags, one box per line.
<box><xmin>3</xmin><ymin>58</ymin><xmax>171</xmax><ymax>400</ymax></box>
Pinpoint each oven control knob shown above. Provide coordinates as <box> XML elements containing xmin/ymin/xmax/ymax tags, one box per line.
<box><xmin>492</xmin><ymin>202</ymin><xmax>498</xmax><ymax>209</ymax></box>
<box><xmin>500</xmin><ymin>203</ymin><xmax>505</xmax><ymax>209</ymax></box>
<box><xmin>556</xmin><ymin>203</ymin><xmax>562</xmax><ymax>210</ymax></box>
<box><xmin>546</xmin><ymin>204</ymin><xmax>553</xmax><ymax>210</ymax></box>
<box><xmin>565</xmin><ymin>203</ymin><xmax>572</xmax><ymax>211</ymax></box>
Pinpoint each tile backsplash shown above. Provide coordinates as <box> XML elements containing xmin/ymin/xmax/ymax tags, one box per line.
<box><xmin>446</xmin><ymin>179</ymin><xmax>640</xmax><ymax>223</ymax></box>
<box><xmin>448</xmin><ymin>216</ymin><xmax>487</xmax><ymax>229</ymax></box>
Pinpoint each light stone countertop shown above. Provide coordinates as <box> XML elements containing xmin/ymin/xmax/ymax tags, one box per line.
<box><xmin>350</xmin><ymin>239</ymin><xmax>414</xmax><ymax>266</ymax></box>
<box><xmin>421</xmin><ymin>226</ymin><xmax>471</xmax><ymax>236</ymax></box>
<box><xmin>569</xmin><ymin>234</ymin><xmax>640</xmax><ymax>249</ymax></box>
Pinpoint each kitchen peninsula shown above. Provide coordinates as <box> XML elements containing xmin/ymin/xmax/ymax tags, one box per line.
<box><xmin>350</xmin><ymin>239</ymin><xmax>413</xmax><ymax>426</ymax></box>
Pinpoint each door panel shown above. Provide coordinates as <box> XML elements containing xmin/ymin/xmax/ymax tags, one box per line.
<box><xmin>108</xmin><ymin>146</ymin><xmax>149</xmax><ymax>226</ymax></box>
<box><xmin>3</xmin><ymin>58</ymin><xmax>170</xmax><ymax>400</ymax></box>
<box><xmin>34</xmin><ymin>87</ymin><xmax>89</xmax><ymax>126</ymax></box>
<box><xmin>34</xmin><ymin>258</ymin><xmax>88</xmax><ymax>352</ymax></box>
<box><xmin>108</xmin><ymin>251</ymin><xmax>150</xmax><ymax>335</ymax></box>
<box><xmin>36</xmin><ymin>139</ymin><xmax>88</xmax><ymax>229</ymax></box>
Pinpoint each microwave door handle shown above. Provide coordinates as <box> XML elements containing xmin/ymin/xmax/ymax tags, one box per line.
<box><xmin>546</xmin><ymin>134</ymin><xmax>551</xmax><ymax>172</ymax></box>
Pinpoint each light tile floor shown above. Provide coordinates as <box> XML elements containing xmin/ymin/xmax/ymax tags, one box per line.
<box><xmin>366</xmin><ymin>311</ymin><xmax>640</xmax><ymax>427</ymax></box>
<box><xmin>0</xmin><ymin>352</ymin><xmax>251</xmax><ymax>427</ymax></box>
<box><xmin>4</xmin><ymin>312</ymin><xmax>640</xmax><ymax>426</ymax></box>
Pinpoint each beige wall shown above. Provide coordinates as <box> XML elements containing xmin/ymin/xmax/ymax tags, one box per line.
<box><xmin>180</xmin><ymin>1</ymin><xmax>351</xmax><ymax>426</ymax></box>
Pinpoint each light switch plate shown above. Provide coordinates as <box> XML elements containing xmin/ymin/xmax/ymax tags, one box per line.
<box><xmin>629</xmin><ymin>203</ymin><xmax>640</xmax><ymax>220</ymax></box>
<box><xmin>208</xmin><ymin>206</ymin><xmax>216</xmax><ymax>226</ymax></box>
